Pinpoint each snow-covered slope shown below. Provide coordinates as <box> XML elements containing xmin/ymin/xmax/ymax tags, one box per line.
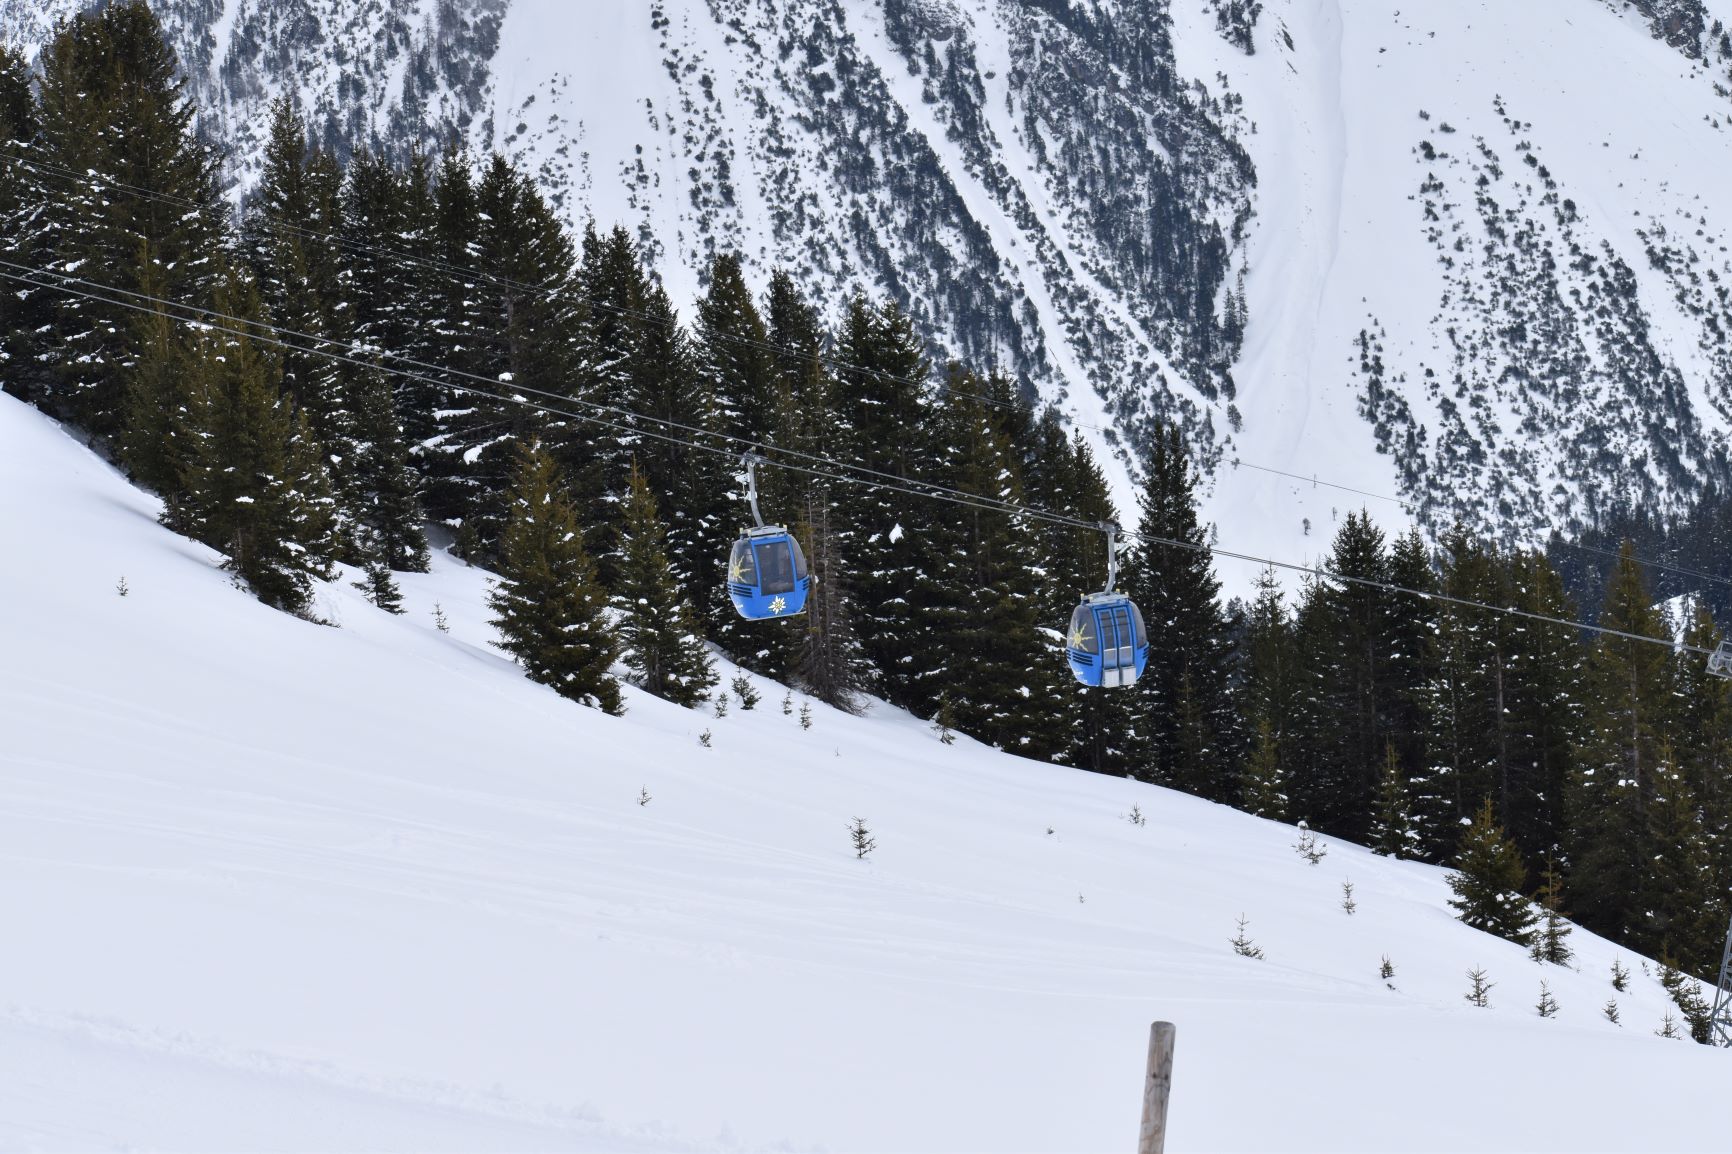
<box><xmin>1191</xmin><ymin>0</ymin><xmax>1732</xmax><ymax>574</ymax></box>
<box><xmin>6</xmin><ymin>394</ymin><xmax>1732</xmax><ymax>1150</ymax></box>
<box><xmin>10</xmin><ymin>1</ymin><xmax>1732</xmax><ymax>571</ymax></box>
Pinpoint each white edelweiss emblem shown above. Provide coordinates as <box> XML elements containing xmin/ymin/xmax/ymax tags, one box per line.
<box><xmin>770</xmin><ymin>595</ymin><xmax>787</xmax><ymax>615</ymax></box>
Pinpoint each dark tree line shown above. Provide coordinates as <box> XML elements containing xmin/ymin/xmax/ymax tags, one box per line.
<box><xmin>5</xmin><ymin>3</ymin><xmax>1732</xmax><ymax>984</ymax></box>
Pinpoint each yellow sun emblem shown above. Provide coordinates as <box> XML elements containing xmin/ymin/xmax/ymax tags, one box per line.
<box><xmin>1069</xmin><ymin>627</ymin><xmax>1088</xmax><ymax>649</ymax></box>
<box><xmin>769</xmin><ymin>595</ymin><xmax>787</xmax><ymax>615</ymax></box>
<box><xmin>728</xmin><ymin>557</ymin><xmax>747</xmax><ymax>583</ymax></box>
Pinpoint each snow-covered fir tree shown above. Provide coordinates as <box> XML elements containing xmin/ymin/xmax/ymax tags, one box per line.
<box><xmin>614</xmin><ymin>461</ymin><xmax>717</xmax><ymax>708</ymax></box>
<box><xmin>1446</xmin><ymin>798</ymin><xmax>1537</xmax><ymax>946</ymax></box>
<box><xmin>488</xmin><ymin>440</ymin><xmax>621</xmax><ymax>714</ymax></box>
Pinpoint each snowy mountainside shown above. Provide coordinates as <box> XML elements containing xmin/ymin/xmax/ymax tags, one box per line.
<box><xmin>6</xmin><ymin>390</ymin><xmax>1732</xmax><ymax>1148</ymax></box>
<box><xmin>1184</xmin><ymin>0</ymin><xmax>1732</xmax><ymax>575</ymax></box>
<box><xmin>15</xmin><ymin>0</ymin><xmax>1732</xmax><ymax>571</ymax></box>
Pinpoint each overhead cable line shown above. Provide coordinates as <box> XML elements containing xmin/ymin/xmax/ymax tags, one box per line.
<box><xmin>5</xmin><ymin>147</ymin><xmax>1117</xmax><ymax>427</ymax></box>
<box><xmin>5</xmin><ymin>144</ymin><xmax>1134</xmax><ymax>438</ymax></box>
<box><xmin>37</xmin><ymin>140</ymin><xmax>1715</xmax><ymax>592</ymax></box>
<box><xmin>1</xmin><ymin>258</ymin><xmax>1715</xmax><ymax>660</ymax></box>
<box><xmin>0</xmin><ymin>254</ymin><xmax>1061</xmax><ymax>518</ymax></box>
<box><xmin>16</xmin><ymin>142</ymin><xmax>1732</xmax><ymax>595</ymax></box>
<box><xmin>1230</xmin><ymin>455</ymin><xmax>1732</xmax><ymax>594</ymax></box>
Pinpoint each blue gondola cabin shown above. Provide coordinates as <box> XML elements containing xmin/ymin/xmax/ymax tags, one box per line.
<box><xmin>1066</xmin><ymin>592</ymin><xmax>1148</xmax><ymax>688</ymax></box>
<box><xmin>728</xmin><ymin>527</ymin><xmax>811</xmax><ymax>620</ymax></box>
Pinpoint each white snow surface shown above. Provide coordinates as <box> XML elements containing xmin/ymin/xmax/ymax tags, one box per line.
<box><xmin>5</xmin><ymin>386</ymin><xmax>1732</xmax><ymax>1150</ymax></box>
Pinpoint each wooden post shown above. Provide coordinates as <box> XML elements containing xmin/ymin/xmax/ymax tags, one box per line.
<box><xmin>1137</xmin><ymin>1020</ymin><xmax>1176</xmax><ymax>1154</ymax></box>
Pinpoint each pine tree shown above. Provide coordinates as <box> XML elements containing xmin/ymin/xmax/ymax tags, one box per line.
<box><xmin>563</xmin><ymin>222</ymin><xmax>644</xmax><ymax>572</ymax></box>
<box><xmin>1240</xmin><ymin>566</ymin><xmax>1299</xmax><ymax>798</ymax></box>
<box><xmin>1535</xmin><ymin>981</ymin><xmax>1559</xmax><ymax>1018</ymax></box>
<box><xmin>341</xmin><ymin>149</ymin><xmax>429</xmax><ymax>364</ymax></box>
<box><xmin>1230</xmin><ymin>914</ymin><xmax>1265</xmax><ymax>959</ymax></box>
<box><xmin>792</xmin><ymin>502</ymin><xmax>868</xmax><ymax>713</ymax></box>
<box><xmin>766</xmin><ymin>270</ymin><xmax>868</xmax><ymax>711</ymax></box>
<box><xmin>1289</xmin><ymin>512</ymin><xmax>1392</xmax><ymax>841</ymax></box>
<box><xmin>1568</xmin><ymin>543</ymin><xmax>1675</xmax><ymax>946</ymax></box>
<box><xmin>614</xmin><ymin>461</ymin><xmax>717</xmax><ymax>707</ymax></box>
<box><xmin>634</xmin><ymin>267</ymin><xmax>728</xmax><ymax>636</ymax></box>
<box><xmin>347</xmin><ymin>360</ymin><xmax>430</xmax><ymax>573</ymax></box>
<box><xmin>1383</xmin><ymin>528</ymin><xmax>1437</xmax><ymax>790</ymax></box>
<box><xmin>1465</xmin><ymin>966</ymin><xmax>1494</xmax><ymax>1008</ymax></box>
<box><xmin>1413</xmin><ymin>528</ymin><xmax>1496</xmax><ymax>859</ymax></box>
<box><xmin>1371</xmin><ymin>741</ymin><xmax>1419</xmax><ymax>858</ymax></box>
<box><xmin>831</xmin><ymin>294</ymin><xmax>933</xmax><ymax>704</ymax></box>
<box><xmin>357</xmin><ymin>560</ymin><xmax>404</xmax><ymax>614</ymax></box>
<box><xmin>1500</xmin><ymin>551</ymin><xmax>1582</xmax><ymax>862</ymax></box>
<box><xmin>0</xmin><ymin>43</ymin><xmax>49</xmax><ymax>405</ymax></box>
<box><xmin>1644</xmin><ymin>752</ymin><xmax>1721</xmax><ymax>972</ymax></box>
<box><xmin>909</xmin><ymin>368</ymin><xmax>1061</xmax><ymax>757</ymax></box>
<box><xmin>120</xmin><ymin>283</ymin><xmax>191</xmax><ymax>497</ymax></box>
<box><xmin>694</xmin><ymin>254</ymin><xmax>797</xmax><ymax>673</ymax></box>
<box><xmin>488</xmin><ymin>441</ymin><xmax>622</xmax><ymax>713</ymax></box>
<box><xmin>166</xmin><ymin>269</ymin><xmax>338</xmax><ymax>614</ymax></box>
<box><xmin>1446</xmin><ymin>798</ymin><xmax>1537</xmax><ymax>945</ymax></box>
<box><xmin>1659</xmin><ymin>958</ymin><xmax>1714</xmax><ymax>1042</ymax></box>
<box><xmin>1121</xmin><ymin>422</ymin><xmax>1236</xmax><ymax>801</ymax></box>
<box><xmin>850</xmin><ymin>817</ymin><xmax>877</xmax><ymax>860</ymax></box>
<box><xmin>1042</xmin><ymin>424</ymin><xmax>1135</xmax><ymax>774</ymax></box>
<box><xmin>242</xmin><ymin>99</ymin><xmax>351</xmax><ymax>464</ymax></box>
<box><xmin>699</xmin><ymin>252</ymin><xmax>781</xmax><ymax>455</ymax></box>
<box><xmin>1676</xmin><ymin>602</ymin><xmax>1732</xmax><ymax>932</ymax></box>
<box><xmin>1531</xmin><ymin>857</ymin><xmax>1573</xmax><ymax>966</ymax></box>
<box><xmin>31</xmin><ymin>1</ymin><xmax>226</xmax><ymax>437</ymax></box>
<box><xmin>1240</xmin><ymin>717</ymin><xmax>1288</xmax><ymax>820</ymax></box>
<box><xmin>446</xmin><ymin>156</ymin><xmax>581</xmax><ymax>556</ymax></box>
<box><xmin>415</xmin><ymin>143</ymin><xmax>485</xmax><ymax>524</ymax></box>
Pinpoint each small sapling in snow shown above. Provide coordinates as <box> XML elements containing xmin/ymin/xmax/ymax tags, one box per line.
<box><xmin>699</xmin><ymin>729</ymin><xmax>712</xmax><ymax>748</ymax></box>
<box><xmin>713</xmin><ymin>691</ymin><xmax>729</xmax><ymax>717</ymax></box>
<box><xmin>931</xmin><ymin>690</ymin><xmax>957</xmax><ymax>744</ymax></box>
<box><xmin>1341</xmin><ymin>880</ymin><xmax>1357</xmax><ymax>915</ymax></box>
<box><xmin>781</xmin><ymin>691</ymin><xmax>793</xmax><ymax>715</ymax></box>
<box><xmin>1293</xmin><ymin>821</ymin><xmax>1327</xmax><ymax>865</ymax></box>
<box><xmin>1657</xmin><ymin>1012</ymin><xmax>1682</xmax><ymax>1039</ymax></box>
<box><xmin>356</xmin><ymin>560</ymin><xmax>405</xmax><ymax>614</ymax></box>
<box><xmin>432</xmin><ymin>602</ymin><xmax>450</xmax><ymax>633</ymax></box>
<box><xmin>1127</xmin><ymin>804</ymin><xmax>1146</xmax><ymax>827</ymax></box>
<box><xmin>799</xmin><ymin>702</ymin><xmax>813</xmax><ymax>730</ymax></box>
<box><xmin>1536</xmin><ymin>981</ymin><xmax>1558</xmax><ymax>1018</ymax></box>
<box><xmin>849</xmin><ymin>817</ymin><xmax>876</xmax><ymax>859</ymax></box>
<box><xmin>637</xmin><ymin>786</ymin><xmax>651</xmax><ymax>806</ymax></box>
<box><xmin>1603</xmin><ymin>1000</ymin><xmax>1621</xmax><ymax>1025</ymax></box>
<box><xmin>731</xmin><ymin>672</ymin><xmax>760</xmax><ymax>710</ymax></box>
<box><xmin>1530</xmin><ymin>859</ymin><xmax>1572</xmax><ymax>965</ymax></box>
<box><xmin>1465</xmin><ymin>966</ymin><xmax>1493</xmax><ymax>1008</ymax></box>
<box><xmin>1231</xmin><ymin>914</ymin><xmax>1265</xmax><ymax>959</ymax></box>
<box><xmin>1611</xmin><ymin>958</ymin><xmax>1630</xmax><ymax>992</ymax></box>
<box><xmin>116</xmin><ymin>576</ymin><xmax>128</xmax><ymax>597</ymax></box>
<box><xmin>1658</xmin><ymin>960</ymin><xmax>1713</xmax><ymax>1042</ymax></box>
<box><xmin>1380</xmin><ymin>955</ymin><xmax>1395</xmax><ymax>980</ymax></box>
